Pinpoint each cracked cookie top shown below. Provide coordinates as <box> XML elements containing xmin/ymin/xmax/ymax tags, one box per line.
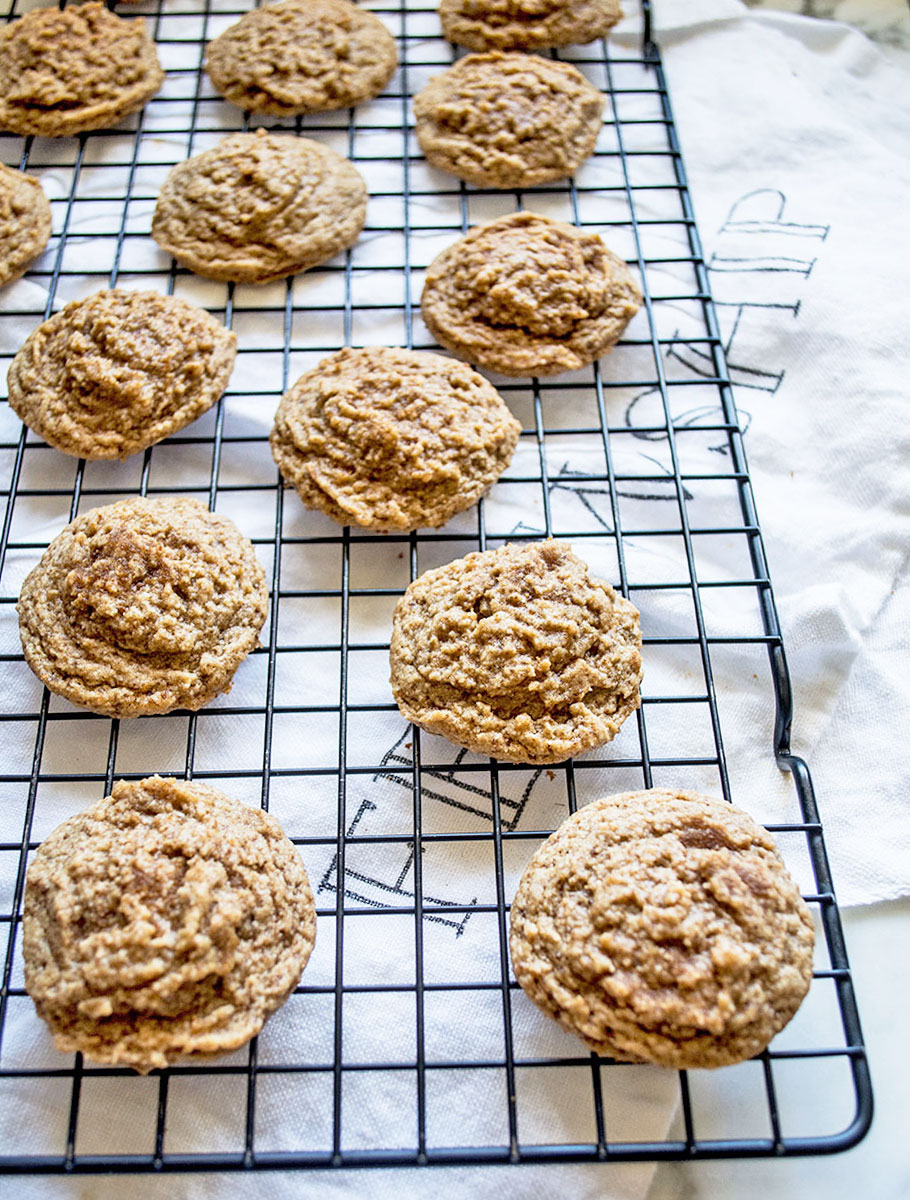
<box><xmin>420</xmin><ymin>212</ymin><xmax>641</xmax><ymax>377</ymax></box>
<box><xmin>439</xmin><ymin>0</ymin><xmax>623</xmax><ymax>52</ymax></box>
<box><xmin>24</xmin><ymin>776</ymin><xmax>315</xmax><ymax>1073</ymax></box>
<box><xmin>151</xmin><ymin>129</ymin><xmax>368</xmax><ymax>284</ymax></box>
<box><xmin>0</xmin><ymin>3</ymin><xmax>164</xmax><ymax>137</ymax></box>
<box><xmin>271</xmin><ymin>347</ymin><xmax>521</xmax><ymax>531</ymax></box>
<box><xmin>510</xmin><ymin>788</ymin><xmax>815</xmax><ymax>1068</ymax></box>
<box><xmin>389</xmin><ymin>540</ymin><xmax>641</xmax><ymax>763</ymax></box>
<box><xmin>17</xmin><ymin>496</ymin><xmax>268</xmax><ymax>717</ymax></box>
<box><xmin>7</xmin><ymin>289</ymin><xmax>236</xmax><ymax>459</ymax></box>
<box><xmin>205</xmin><ymin>0</ymin><xmax>397</xmax><ymax>116</ymax></box>
<box><xmin>0</xmin><ymin>163</ymin><xmax>51</xmax><ymax>287</ymax></box>
<box><xmin>414</xmin><ymin>53</ymin><xmax>604</xmax><ymax>189</ymax></box>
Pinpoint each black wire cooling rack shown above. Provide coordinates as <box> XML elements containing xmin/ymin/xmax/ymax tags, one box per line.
<box><xmin>0</xmin><ymin>0</ymin><xmax>872</xmax><ymax>1174</ymax></box>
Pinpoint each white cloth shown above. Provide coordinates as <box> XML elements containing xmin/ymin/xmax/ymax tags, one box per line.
<box><xmin>615</xmin><ymin>0</ymin><xmax>910</xmax><ymax>907</ymax></box>
<box><xmin>1</xmin><ymin>0</ymin><xmax>908</xmax><ymax>1194</ymax></box>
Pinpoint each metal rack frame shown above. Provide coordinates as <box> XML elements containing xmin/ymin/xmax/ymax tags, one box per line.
<box><xmin>0</xmin><ymin>0</ymin><xmax>872</xmax><ymax>1173</ymax></box>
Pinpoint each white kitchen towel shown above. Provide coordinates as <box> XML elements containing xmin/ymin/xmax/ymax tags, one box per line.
<box><xmin>626</xmin><ymin>0</ymin><xmax>910</xmax><ymax>907</ymax></box>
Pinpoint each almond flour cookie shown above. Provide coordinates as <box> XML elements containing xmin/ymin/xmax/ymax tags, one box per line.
<box><xmin>17</xmin><ymin>497</ymin><xmax>268</xmax><ymax>717</ymax></box>
<box><xmin>151</xmin><ymin>130</ymin><xmax>368</xmax><ymax>284</ymax></box>
<box><xmin>7</xmin><ymin>290</ymin><xmax>236</xmax><ymax>460</ymax></box>
<box><xmin>414</xmin><ymin>53</ymin><xmax>604</xmax><ymax>189</ymax></box>
<box><xmin>271</xmin><ymin>347</ymin><xmax>521</xmax><ymax>531</ymax></box>
<box><xmin>0</xmin><ymin>3</ymin><xmax>164</xmax><ymax>138</ymax></box>
<box><xmin>439</xmin><ymin>0</ymin><xmax>623</xmax><ymax>51</ymax></box>
<box><xmin>390</xmin><ymin>540</ymin><xmax>641</xmax><ymax>763</ymax></box>
<box><xmin>23</xmin><ymin>776</ymin><xmax>316</xmax><ymax>1073</ymax></box>
<box><xmin>510</xmin><ymin>789</ymin><xmax>815</xmax><ymax>1068</ymax></box>
<box><xmin>420</xmin><ymin>212</ymin><xmax>642</xmax><ymax>377</ymax></box>
<box><xmin>205</xmin><ymin>0</ymin><xmax>397</xmax><ymax>117</ymax></box>
<box><xmin>0</xmin><ymin>163</ymin><xmax>52</xmax><ymax>288</ymax></box>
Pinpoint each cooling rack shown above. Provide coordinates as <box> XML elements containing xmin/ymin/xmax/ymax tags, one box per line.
<box><xmin>0</xmin><ymin>0</ymin><xmax>872</xmax><ymax>1174</ymax></box>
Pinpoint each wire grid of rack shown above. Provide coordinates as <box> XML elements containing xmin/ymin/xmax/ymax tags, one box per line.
<box><xmin>0</xmin><ymin>0</ymin><xmax>872</xmax><ymax>1174</ymax></box>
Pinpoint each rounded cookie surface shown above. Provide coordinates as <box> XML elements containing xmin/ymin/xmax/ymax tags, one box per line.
<box><xmin>420</xmin><ymin>211</ymin><xmax>641</xmax><ymax>377</ymax></box>
<box><xmin>439</xmin><ymin>0</ymin><xmax>623</xmax><ymax>51</ymax></box>
<box><xmin>390</xmin><ymin>540</ymin><xmax>641</xmax><ymax>763</ymax></box>
<box><xmin>510</xmin><ymin>789</ymin><xmax>815</xmax><ymax>1068</ymax></box>
<box><xmin>0</xmin><ymin>163</ymin><xmax>52</xmax><ymax>288</ymax></box>
<box><xmin>17</xmin><ymin>496</ymin><xmax>268</xmax><ymax>717</ymax></box>
<box><xmin>23</xmin><ymin>776</ymin><xmax>316</xmax><ymax>1073</ymax></box>
<box><xmin>414</xmin><ymin>53</ymin><xmax>604</xmax><ymax>189</ymax></box>
<box><xmin>0</xmin><ymin>3</ymin><xmax>164</xmax><ymax>138</ymax></box>
<box><xmin>151</xmin><ymin>129</ymin><xmax>367</xmax><ymax>283</ymax></box>
<box><xmin>205</xmin><ymin>0</ymin><xmax>397</xmax><ymax>116</ymax></box>
<box><xmin>7</xmin><ymin>289</ymin><xmax>237</xmax><ymax>460</ymax></box>
<box><xmin>271</xmin><ymin>347</ymin><xmax>521</xmax><ymax>531</ymax></box>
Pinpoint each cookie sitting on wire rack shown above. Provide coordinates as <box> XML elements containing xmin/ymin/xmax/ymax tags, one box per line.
<box><xmin>414</xmin><ymin>52</ymin><xmax>605</xmax><ymax>189</ymax></box>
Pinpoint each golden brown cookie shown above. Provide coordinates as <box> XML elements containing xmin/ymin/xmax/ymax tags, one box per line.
<box><xmin>414</xmin><ymin>53</ymin><xmax>604</xmax><ymax>189</ymax></box>
<box><xmin>7</xmin><ymin>290</ymin><xmax>236</xmax><ymax>460</ymax></box>
<box><xmin>205</xmin><ymin>0</ymin><xmax>397</xmax><ymax>116</ymax></box>
<box><xmin>439</xmin><ymin>0</ymin><xmax>623</xmax><ymax>51</ymax></box>
<box><xmin>389</xmin><ymin>540</ymin><xmax>641</xmax><ymax>763</ymax></box>
<box><xmin>270</xmin><ymin>347</ymin><xmax>521</xmax><ymax>531</ymax></box>
<box><xmin>0</xmin><ymin>163</ymin><xmax>52</xmax><ymax>288</ymax></box>
<box><xmin>151</xmin><ymin>129</ymin><xmax>368</xmax><ymax>284</ymax></box>
<box><xmin>23</xmin><ymin>776</ymin><xmax>316</xmax><ymax>1073</ymax></box>
<box><xmin>510</xmin><ymin>789</ymin><xmax>815</xmax><ymax>1068</ymax></box>
<box><xmin>17</xmin><ymin>496</ymin><xmax>268</xmax><ymax>718</ymax></box>
<box><xmin>420</xmin><ymin>211</ymin><xmax>642</xmax><ymax>377</ymax></box>
<box><xmin>0</xmin><ymin>3</ymin><xmax>164</xmax><ymax>138</ymax></box>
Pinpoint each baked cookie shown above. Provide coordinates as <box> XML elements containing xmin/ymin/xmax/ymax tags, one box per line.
<box><xmin>270</xmin><ymin>347</ymin><xmax>521</xmax><ymax>531</ymax></box>
<box><xmin>509</xmin><ymin>789</ymin><xmax>815</xmax><ymax>1068</ymax></box>
<box><xmin>17</xmin><ymin>496</ymin><xmax>268</xmax><ymax>718</ymax></box>
<box><xmin>205</xmin><ymin>0</ymin><xmax>397</xmax><ymax>116</ymax></box>
<box><xmin>390</xmin><ymin>540</ymin><xmax>641</xmax><ymax>763</ymax></box>
<box><xmin>420</xmin><ymin>212</ymin><xmax>642</xmax><ymax>377</ymax></box>
<box><xmin>24</xmin><ymin>776</ymin><xmax>316</xmax><ymax>1073</ymax></box>
<box><xmin>439</xmin><ymin>0</ymin><xmax>623</xmax><ymax>51</ymax></box>
<box><xmin>414</xmin><ymin>53</ymin><xmax>604</xmax><ymax>189</ymax></box>
<box><xmin>0</xmin><ymin>164</ymin><xmax>52</xmax><ymax>288</ymax></box>
<box><xmin>151</xmin><ymin>130</ymin><xmax>368</xmax><ymax>284</ymax></box>
<box><xmin>0</xmin><ymin>3</ymin><xmax>164</xmax><ymax>138</ymax></box>
<box><xmin>7</xmin><ymin>290</ymin><xmax>236</xmax><ymax>460</ymax></box>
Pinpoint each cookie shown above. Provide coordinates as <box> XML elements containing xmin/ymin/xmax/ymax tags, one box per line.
<box><xmin>0</xmin><ymin>164</ymin><xmax>52</xmax><ymax>288</ymax></box>
<box><xmin>420</xmin><ymin>211</ymin><xmax>642</xmax><ymax>377</ymax></box>
<box><xmin>151</xmin><ymin>129</ymin><xmax>368</xmax><ymax>284</ymax></box>
<box><xmin>23</xmin><ymin>776</ymin><xmax>316</xmax><ymax>1073</ymax></box>
<box><xmin>389</xmin><ymin>540</ymin><xmax>641</xmax><ymax>763</ymax></box>
<box><xmin>414</xmin><ymin>53</ymin><xmax>604</xmax><ymax>189</ymax></box>
<box><xmin>509</xmin><ymin>789</ymin><xmax>815</xmax><ymax>1068</ymax></box>
<box><xmin>439</xmin><ymin>0</ymin><xmax>623</xmax><ymax>51</ymax></box>
<box><xmin>7</xmin><ymin>290</ymin><xmax>236</xmax><ymax>460</ymax></box>
<box><xmin>270</xmin><ymin>347</ymin><xmax>521</xmax><ymax>531</ymax></box>
<box><xmin>17</xmin><ymin>496</ymin><xmax>268</xmax><ymax>718</ymax></box>
<box><xmin>0</xmin><ymin>3</ymin><xmax>164</xmax><ymax>138</ymax></box>
<box><xmin>205</xmin><ymin>0</ymin><xmax>397</xmax><ymax>117</ymax></box>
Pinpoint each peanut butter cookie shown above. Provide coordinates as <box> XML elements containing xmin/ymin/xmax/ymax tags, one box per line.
<box><xmin>7</xmin><ymin>290</ymin><xmax>236</xmax><ymax>460</ymax></box>
<box><xmin>420</xmin><ymin>212</ymin><xmax>642</xmax><ymax>377</ymax></box>
<box><xmin>17</xmin><ymin>496</ymin><xmax>268</xmax><ymax>717</ymax></box>
<box><xmin>270</xmin><ymin>347</ymin><xmax>521</xmax><ymax>531</ymax></box>
<box><xmin>414</xmin><ymin>53</ymin><xmax>604</xmax><ymax>189</ymax></box>
<box><xmin>510</xmin><ymin>789</ymin><xmax>815</xmax><ymax>1068</ymax></box>
<box><xmin>0</xmin><ymin>3</ymin><xmax>164</xmax><ymax>138</ymax></box>
<box><xmin>151</xmin><ymin>130</ymin><xmax>368</xmax><ymax>284</ymax></box>
<box><xmin>24</xmin><ymin>776</ymin><xmax>316</xmax><ymax>1073</ymax></box>
<box><xmin>389</xmin><ymin>540</ymin><xmax>641</xmax><ymax>763</ymax></box>
<box><xmin>205</xmin><ymin>0</ymin><xmax>397</xmax><ymax>116</ymax></box>
<box><xmin>439</xmin><ymin>0</ymin><xmax>623</xmax><ymax>51</ymax></box>
<box><xmin>0</xmin><ymin>163</ymin><xmax>52</xmax><ymax>288</ymax></box>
